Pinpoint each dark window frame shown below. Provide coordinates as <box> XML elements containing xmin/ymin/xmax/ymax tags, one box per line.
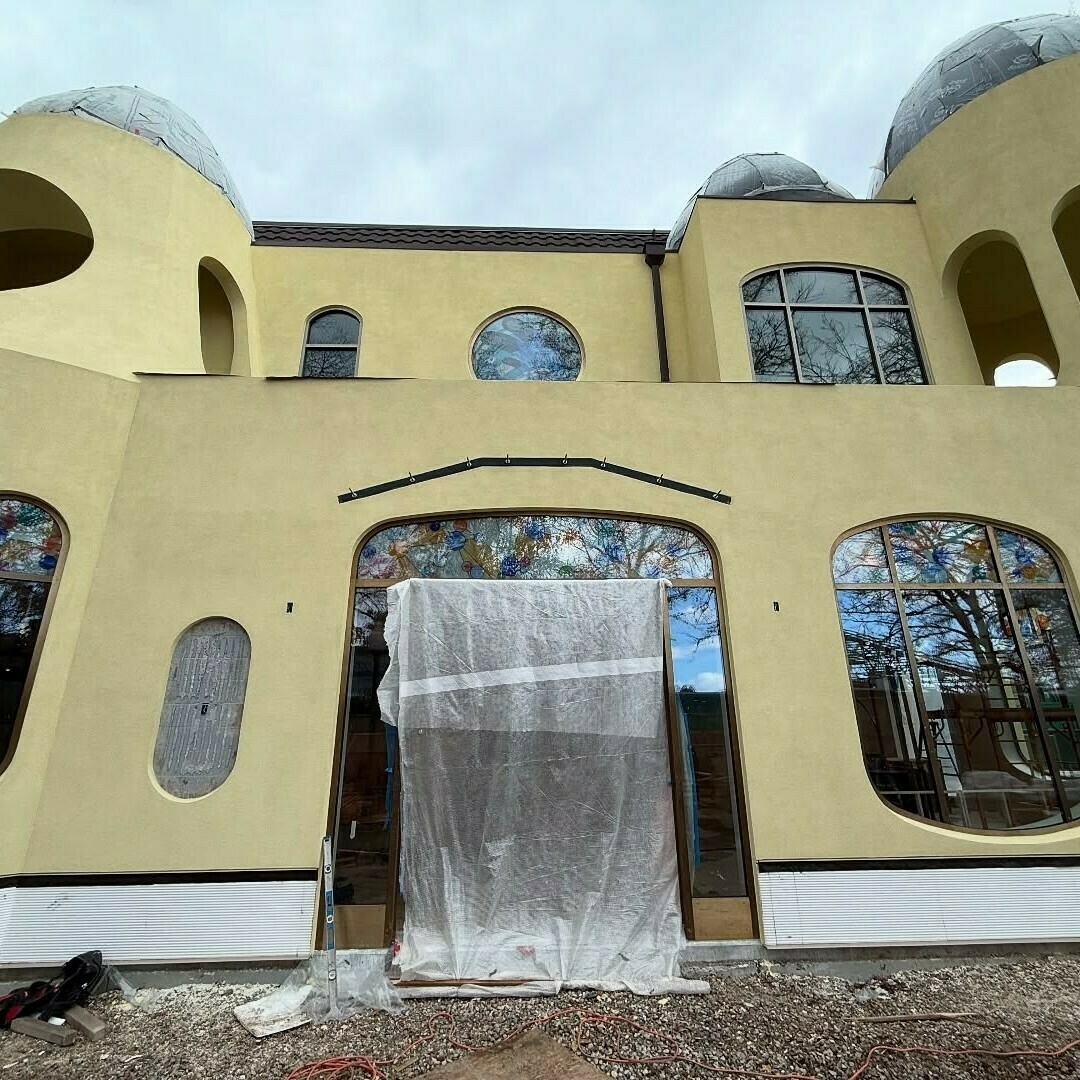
<box><xmin>300</xmin><ymin>306</ymin><xmax>362</xmax><ymax>378</ymax></box>
<box><xmin>469</xmin><ymin>307</ymin><xmax>585</xmax><ymax>382</ymax></box>
<box><xmin>832</xmin><ymin>515</ymin><xmax>1080</xmax><ymax>834</ymax></box>
<box><xmin>742</xmin><ymin>265</ymin><xmax>929</xmax><ymax>385</ymax></box>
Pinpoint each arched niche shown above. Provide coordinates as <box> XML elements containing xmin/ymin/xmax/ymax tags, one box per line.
<box><xmin>950</xmin><ymin>236</ymin><xmax>1059</xmax><ymax>385</ymax></box>
<box><xmin>993</xmin><ymin>355</ymin><xmax>1057</xmax><ymax>386</ymax></box>
<box><xmin>1052</xmin><ymin>189</ymin><xmax>1080</xmax><ymax>310</ymax></box>
<box><xmin>0</xmin><ymin>169</ymin><xmax>93</xmax><ymax>291</ymax></box>
<box><xmin>198</xmin><ymin>257</ymin><xmax>249</xmax><ymax>375</ymax></box>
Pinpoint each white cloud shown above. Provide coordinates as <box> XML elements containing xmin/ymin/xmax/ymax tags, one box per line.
<box><xmin>0</xmin><ymin>0</ymin><xmax>1032</xmax><ymax>227</ymax></box>
<box><xmin>690</xmin><ymin>671</ymin><xmax>725</xmax><ymax>693</ymax></box>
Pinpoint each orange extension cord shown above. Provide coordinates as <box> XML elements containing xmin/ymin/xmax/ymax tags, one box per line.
<box><xmin>282</xmin><ymin>1005</ymin><xmax>1080</xmax><ymax>1080</ymax></box>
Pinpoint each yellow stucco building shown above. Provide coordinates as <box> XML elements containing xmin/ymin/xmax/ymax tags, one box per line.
<box><xmin>3</xmin><ymin>14</ymin><xmax>1080</xmax><ymax>967</ymax></box>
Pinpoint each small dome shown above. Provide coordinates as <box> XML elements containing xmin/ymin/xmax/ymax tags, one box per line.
<box><xmin>880</xmin><ymin>14</ymin><xmax>1080</xmax><ymax>184</ymax></box>
<box><xmin>668</xmin><ymin>153</ymin><xmax>853</xmax><ymax>249</ymax></box>
<box><xmin>13</xmin><ymin>85</ymin><xmax>251</xmax><ymax>235</ymax></box>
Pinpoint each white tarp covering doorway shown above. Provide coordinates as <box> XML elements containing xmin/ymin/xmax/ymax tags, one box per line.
<box><xmin>379</xmin><ymin>578</ymin><xmax>701</xmax><ymax>993</ymax></box>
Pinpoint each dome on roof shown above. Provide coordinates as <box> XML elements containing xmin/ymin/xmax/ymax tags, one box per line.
<box><xmin>667</xmin><ymin>153</ymin><xmax>853</xmax><ymax>250</ymax></box>
<box><xmin>880</xmin><ymin>14</ymin><xmax>1080</xmax><ymax>185</ymax></box>
<box><xmin>13</xmin><ymin>85</ymin><xmax>251</xmax><ymax>235</ymax></box>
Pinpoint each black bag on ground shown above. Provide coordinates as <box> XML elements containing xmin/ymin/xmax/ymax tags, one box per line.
<box><xmin>0</xmin><ymin>950</ymin><xmax>105</xmax><ymax>1027</ymax></box>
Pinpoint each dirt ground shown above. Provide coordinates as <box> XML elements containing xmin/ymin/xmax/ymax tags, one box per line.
<box><xmin>1</xmin><ymin>954</ymin><xmax>1078</xmax><ymax>1079</ymax></box>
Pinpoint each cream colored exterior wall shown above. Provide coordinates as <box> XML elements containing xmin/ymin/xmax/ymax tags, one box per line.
<box><xmin>880</xmin><ymin>52</ymin><xmax>1080</xmax><ymax>384</ymax></box>
<box><xmin>1</xmin><ymin>61</ymin><xmax>1080</xmax><ymax>918</ymax></box>
<box><xmin>252</xmin><ymin>246</ymin><xmax>662</xmax><ymax>381</ymax></box>
<box><xmin>0</xmin><ymin>115</ymin><xmax>256</xmax><ymax>380</ymax></box>
<box><xmin>5</xmin><ymin>373</ymin><xmax>1079</xmax><ymax>883</ymax></box>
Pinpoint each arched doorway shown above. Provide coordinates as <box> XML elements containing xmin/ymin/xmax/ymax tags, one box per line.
<box><xmin>330</xmin><ymin>512</ymin><xmax>751</xmax><ymax>945</ymax></box>
<box><xmin>952</xmin><ymin>237</ymin><xmax>1058</xmax><ymax>384</ymax></box>
<box><xmin>198</xmin><ymin>257</ymin><xmax>249</xmax><ymax>375</ymax></box>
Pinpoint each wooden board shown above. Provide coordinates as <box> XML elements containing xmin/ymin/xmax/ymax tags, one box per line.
<box><xmin>334</xmin><ymin>903</ymin><xmax>386</xmax><ymax>948</ymax></box>
<box><xmin>692</xmin><ymin>897</ymin><xmax>754</xmax><ymax>941</ymax></box>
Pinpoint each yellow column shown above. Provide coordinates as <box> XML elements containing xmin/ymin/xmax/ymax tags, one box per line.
<box><xmin>1017</xmin><ymin>225</ymin><xmax>1080</xmax><ymax>386</ymax></box>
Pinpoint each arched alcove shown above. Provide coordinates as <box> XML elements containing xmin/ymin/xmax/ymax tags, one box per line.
<box><xmin>1052</xmin><ymin>191</ymin><xmax>1080</xmax><ymax>308</ymax></box>
<box><xmin>198</xmin><ymin>257</ymin><xmax>249</xmax><ymax>375</ymax></box>
<box><xmin>0</xmin><ymin>169</ymin><xmax>92</xmax><ymax>291</ymax></box>
<box><xmin>952</xmin><ymin>238</ymin><xmax>1058</xmax><ymax>385</ymax></box>
<box><xmin>993</xmin><ymin>356</ymin><xmax>1057</xmax><ymax>386</ymax></box>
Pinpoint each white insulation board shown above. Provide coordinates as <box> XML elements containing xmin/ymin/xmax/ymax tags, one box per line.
<box><xmin>0</xmin><ymin>880</ymin><xmax>317</xmax><ymax>966</ymax></box>
<box><xmin>760</xmin><ymin>867</ymin><xmax>1080</xmax><ymax>947</ymax></box>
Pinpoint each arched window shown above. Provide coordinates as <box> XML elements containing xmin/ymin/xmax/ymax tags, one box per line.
<box><xmin>336</xmin><ymin>514</ymin><xmax>744</xmax><ymax>917</ymax></box>
<box><xmin>471</xmin><ymin>311</ymin><xmax>582</xmax><ymax>381</ymax></box>
<box><xmin>0</xmin><ymin>497</ymin><xmax>63</xmax><ymax>769</ymax></box>
<box><xmin>301</xmin><ymin>309</ymin><xmax>361</xmax><ymax>378</ymax></box>
<box><xmin>154</xmin><ymin>617</ymin><xmax>250</xmax><ymax>798</ymax></box>
<box><xmin>833</xmin><ymin>519</ymin><xmax>1080</xmax><ymax>831</ymax></box>
<box><xmin>742</xmin><ymin>267</ymin><xmax>927</xmax><ymax>384</ymax></box>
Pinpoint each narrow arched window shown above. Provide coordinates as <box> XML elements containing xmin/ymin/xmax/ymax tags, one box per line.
<box><xmin>0</xmin><ymin>497</ymin><xmax>63</xmax><ymax>769</ymax></box>
<box><xmin>834</xmin><ymin>519</ymin><xmax>1080</xmax><ymax>831</ymax></box>
<box><xmin>154</xmin><ymin>617</ymin><xmax>250</xmax><ymax>798</ymax></box>
<box><xmin>743</xmin><ymin>267</ymin><xmax>927</xmax><ymax>384</ymax></box>
<box><xmin>301</xmin><ymin>309</ymin><xmax>361</xmax><ymax>378</ymax></box>
<box><xmin>471</xmin><ymin>311</ymin><xmax>582</xmax><ymax>381</ymax></box>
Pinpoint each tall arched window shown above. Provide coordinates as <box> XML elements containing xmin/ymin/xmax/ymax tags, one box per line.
<box><xmin>336</xmin><ymin>514</ymin><xmax>744</xmax><ymax>918</ymax></box>
<box><xmin>154</xmin><ymin>617</ymin><xmax>251</xmax><ymax>798</ymax></box>
<box><xmin>742</xmin><ymin>266</ymin><xmax>927</xmax><ymax>384</ymax></box>
<box><xmin>471</xmin><ymin>311</ymin><xmax>582</xmax><ymax>381</ymax></box>
<box><xmin>0</xmin><ymin>497</ymin><xmax>63</xmax><ymax>769</ymax></box>
<box><xmin>834</xmin><ymin>518</ymin><xmax>1080</xmax><ymax>831</ymax></box>
<box><xmin>301</xmin><ymin>309</ymin><xmax>361</xmax><ymax>378</ymax></box>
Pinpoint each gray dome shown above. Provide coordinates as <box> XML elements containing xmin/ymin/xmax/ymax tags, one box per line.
<box><xmin>13</xmin><ymin>85</ymin><xmax>251</xmax><ymax>235</ymax></box>
<box><xmin>668</xmin><ymin>153</ymin><xmax>853</xmax><ymax>250</ymax></box>
<box><xmin>880</xmin><ymin>14</ymin><xmax>1080</xmax><ymax>185</ymax></box>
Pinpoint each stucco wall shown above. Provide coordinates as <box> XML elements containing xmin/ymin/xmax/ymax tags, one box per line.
<box><xmin>10</xmin><ymin>375</ymin><xmax>1080</xmax><ymax>884</ymax></box>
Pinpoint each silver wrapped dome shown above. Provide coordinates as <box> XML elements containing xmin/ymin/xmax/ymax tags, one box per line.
<box><xmin>14</xmin><ymin>85</ymin><xmax>251</xmax><ymax>235</ymax></box>
<box><xmin>879</xmin><ymin>14</ymin><xmax>1080</xmax><ymax>185</ymax></box>
<box><xmin>668</xmin><ymin>153</ymin><xmax>852</xmax><ymax>250</ymax></box>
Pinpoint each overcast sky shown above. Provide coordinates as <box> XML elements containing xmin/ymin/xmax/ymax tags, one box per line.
<box><xmin>0</xmin><ymin>1</ymin><xmax>1052</xmax><ymax>229</ymax></box>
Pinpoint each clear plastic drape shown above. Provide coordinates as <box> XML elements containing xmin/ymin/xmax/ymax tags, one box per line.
<box><xmin>379</xmin><ymin>578</ymin><xmax>702</xmax><ymax>994</ymax></box>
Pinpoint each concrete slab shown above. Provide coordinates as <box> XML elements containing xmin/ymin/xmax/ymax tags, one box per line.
<box><xmin>416</xmin><ymin>1030</ymin><xmax>607</xmax><ymax>1079</ymax></box>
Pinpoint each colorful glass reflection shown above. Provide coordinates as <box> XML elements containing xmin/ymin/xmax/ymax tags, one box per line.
<box><xmin>0</xmin><ymin>499</ymin><xmax>62</xmax><ymax>577</ymax></box>
<box><xmin>472</xmin><ymin>311</ymin><xmax>582</xmax><ymax>381</ymax></box>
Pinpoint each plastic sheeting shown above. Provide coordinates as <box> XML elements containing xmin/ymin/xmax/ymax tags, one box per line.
<box><xmin>14</xmin><ymin>86</ymin><xmax>252</xmax><ymax>234</ymax></box>
<box><xmin>668</xmin><ymin>153</ymin><xmax>852</xmax><ymax>250</ymax></box>
<box><xmin>876</xmin><ymin>14</ymin><xmax>1080</xmax><ymax>189</ymax></box>
<box><xmin>379</xmin><ymin>578</ymin><xmax>704</xmax><ymax>995</ymax></box>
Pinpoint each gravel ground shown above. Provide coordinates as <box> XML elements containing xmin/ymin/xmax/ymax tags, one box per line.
<box><xmin>0</xmin><ymin>954</ymin><xmax>1078</xmax><ymax>1079</ymax></box>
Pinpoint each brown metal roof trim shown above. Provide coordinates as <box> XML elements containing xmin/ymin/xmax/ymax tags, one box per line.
<box><xmin>252</xmin><ymin>222</ymin><xmax>668</xmax><ymax>253</ymax></box>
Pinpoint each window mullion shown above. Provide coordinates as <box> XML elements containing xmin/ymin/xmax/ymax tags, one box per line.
<box><xmin>881</xmin><ymin>534</ymin><xmax>953</xmax><ymax>824</ymax></box>
<box><xmin>777</xmin><ymin>273</ymin><xmax>805</xmax><ymax>383</ymax></box>
<box><xmin>855</xmin><ymin>272</ymin><xmax>887</xmax><ymax>385</ymax></box>
<box><xmin>987</xmin><ymin>527</ymin><xmax>1074</xmax><ymax>822</ymax></box>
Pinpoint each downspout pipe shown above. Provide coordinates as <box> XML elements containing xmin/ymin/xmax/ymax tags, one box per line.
<box><xmin>644</xmin><ymin>238</ymin><xmax>670</xmax><ymax>382</ymax></box>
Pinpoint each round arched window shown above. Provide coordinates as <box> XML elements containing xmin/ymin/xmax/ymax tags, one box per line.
<box><xmin>471</xmin><ymin>311</ymin><xmax>582</xmax><ymax>381</ymax></box>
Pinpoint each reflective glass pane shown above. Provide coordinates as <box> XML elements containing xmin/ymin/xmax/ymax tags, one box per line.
<box><xmin>871</xmin><ymin>310</ymin><xmax>927</xmax><ymax>385</ymax></box>
<box><xmin>745</xmin><ymin>308</ymin><xmax>796</xmax><ymax>382</ymax></box>
<box><xmin>356</xmin><ymin>516</ymin><xmax>713</xmax><ymax>582</ymax></box>
<box><xmin>833</xmin><ymin>528</ymin><xmax>891</xmax><ymax>584</ymax></box>
<box><xmin>302</xmin><ymin>347</ymin><xmax>357</xmax><ymax>378</ymax></box>
<box><xmin>791</xmin><ymin>309</ymin><xmax>876</xmax><ymax>383</ymax></box>
<box><xmin>1012</xmin><ymin>590</ymin><xmax>1080</xmax><ymax>785</ymax></box>
<box><xmin>472</xmin><ymin>311</ymin><xmax>581</xmax><ymax>381</ymax></box>
<box><xmin>861</xmin><ymin>274</ymin><xmax>907</xmax><ymax>306</ymax></box>
<box><xmin>741</xmin><ymin>272</ymin><xmax>782</xmax><ymax>303</ymax></box>
<box><xmin>902</xmin><ymin>589</ymin><xmax>1064</xmax><ymax>829</ymax></box>
<box><xmin>888</xmin><ymin>520</ymin><xmax>996</xmax><ymax>584</ymax></box>
<box><xmin>337</xmin><ymin>587</ymin><xmax>393</xmax><ymax>905</ymax></box>
<box><xmin>996</xmin><ymin>529</ymin><xmax>1062</xmax><ymax>584</ymax></box>
<box><xmin>669</xmin><ymin>587</ymin><xmax>743</xmax><ymax>898</ymax></box>
<box><xmin>0</xmin><ymin>499</ymin><xmax>62</xmax><ymax>577</ymax></box>
<box><xmin>783</xmin><ymin>268</ymin><xmax>859</xmax><ymax>305</ymax></box>
<box><xmin>837</xmin><ymin>589</ymin><xmax>939</xmax><ymax>820</ymax></box>
<box><xmin>307</xmin><ymin>310</ymin><xmax>360</xmax><ymax>346</ymax></box>
<box><xmin>0</xmin><ymin>579</ymin><xmax>48</xmax><ymax>761</ymax></box>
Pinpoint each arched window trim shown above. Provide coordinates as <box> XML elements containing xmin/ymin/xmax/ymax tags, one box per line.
<box><xmin>299</xmin><ymin>306</ymin><xmax>362</xmax><ymax>378</ymax></box>
<box><xmin>0</xmin><ymin>493</ymin><xmax>68</xmax><ymax>776</ymax></box>
<box><xmin>333</xmin><ymin>508</ymin><xmax>750</xmax><ymax>930</ymax></box>
<box><xmin>831</xmin><ymin>513</ymin><xmax>1080</xmax><ymax>836</ymax></box>
<box><xmin>469</xmin><ymin>307</ymin><xmax>585</xmax><ymax>381</ymax></box>
<box><xmin>741</xmin><ymin>263</ymin><xmax>931</xmax><ymax>385</ymax></box>
<box><xmin>152</xmin><ymin>615</ymin><xmax>251</xmax><ymax>800</ymax></box>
